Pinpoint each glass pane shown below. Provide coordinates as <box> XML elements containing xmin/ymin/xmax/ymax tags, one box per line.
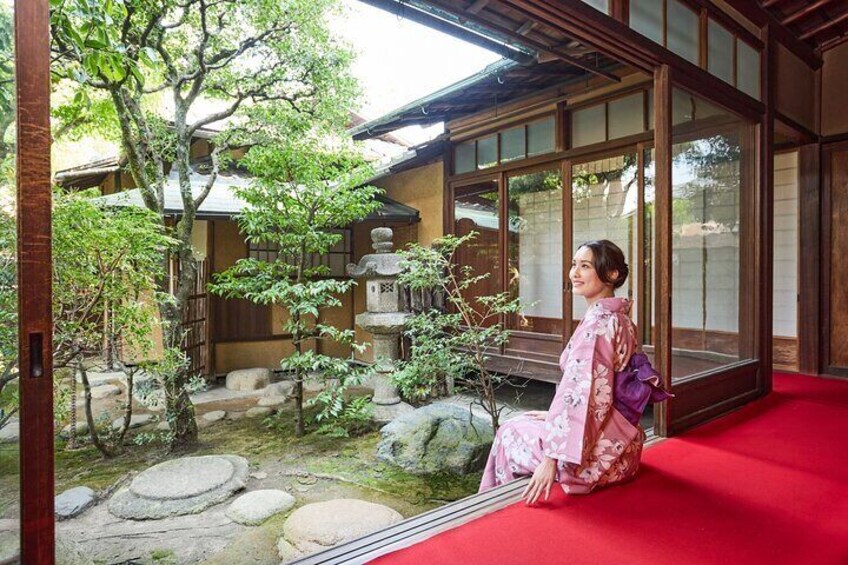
<box><xmin>672</xmin><ymin>89</ymin><xmax>724</xmax><ymax>125</ymax></box>
<box><xmin>630</xmin><ymin>0</ymin><xmax>664</xmax><ymax>45</ymax></box>
<box><xmin>571</xmin><ymin>104</ymin><xmax>606</xmax><ymax>148</ymax></box>
<box><xmin>527</xmin><ymin>117</ymin><xmax>555</xmax><ymax>156</ymax></box>
<box><xmin>737</xmin><ymin>40</ymin><xmax>761</xmax><ymax>100</ymax></box>
<box><xmin>571</xmin><ymin>154</ymin><xmax>639</xmax><ymax>323</ymax></box>
<box><xmin>507</xmin><ymin>170</ymin><xmax>563</xmax><ymax>335</ymax></box>
<box><xmin>500</xmin><ymin>126</ymin><xmax>526</xmax><ymax>162</ymax></box>
<box><xmin>667</xmin><ymin>0</ymin><xmax>700</xmax><ymax>64</ymax></box>
<box><xmin>671</xmin><ymin>91</ymin><xmax>756</xmax><ymax>381</ymax></box>
<box><xmin>582</xmin><ymin>0</ymin><xmax>609</xmax><ymax>14</ymax></box>
<box><xmin>0</xmin><ymin>3</ymin><xmax>16</xmax><ymax>561</ymax></box>
<box><xmin>454</xmin><ymin>141</ymin><xmax>475</xmax><ymax>174</ymax></box>
<box><xmin>454</xmin><ymin>181</ymin><xmax>501</xmax><ymax>325</ymax></box>
<box><xmin>773</xmin><ymin>151</ymin><xmax>798</xmax><ymax>339</ymax></box>
<box><xmin>608</xmin><ymin>93</ymin><xmax>645</xmax><ymax>139</ymax></box>
<box><xmin>643</xmin><ymin>149</ymin><xmax>656</xmax><ymax>348</ymax></box>
<box><xmin>708</xmin><ymin>19</ymin><xmax>734</xmax><ymax>85</ymax></box>
<box><xmin>477</xmin><ymin>135</ymin><xmax>498</xmax><ymax>169</ymax></box>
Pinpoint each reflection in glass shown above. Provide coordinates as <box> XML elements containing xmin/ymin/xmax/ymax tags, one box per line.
<box><xmin>454</xmin><ymin>181</ymin><xmax>501</xmax><ymax>326</ymax></box>
<box><xmin>507</xmin><ymin>170</ymin><xmax>562</xmax><ymax>335</ymax></box>
<box><xmin>571</xmin><ymin>155</ymin><xmax>638</xmax><ymax>323</ymax></box>
<box><xmin>671</xmin><ymin>90</ymin><xmax>756</xmax><ymax>380</ymax></box>
<box><xmin>0</xmin><ymin>1</ymin><xmax>17</xmax><ymax>560</ymax></box>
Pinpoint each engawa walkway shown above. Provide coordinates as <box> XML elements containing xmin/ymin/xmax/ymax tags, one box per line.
<box><xmin>372</xmin><ymin>373</ymin><xmax>848</xmax><ymax>565</ymax></box>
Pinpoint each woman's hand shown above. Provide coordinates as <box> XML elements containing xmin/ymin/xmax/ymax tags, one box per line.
<box><xmin>521</xmin><ymin>456</ymin><xmax>557</xmax><ymax>505</ymax></box>
<box><xmin>523</xmin><ymin>410</ymin><xmax>548</xmax><ymax>421</ymax></box>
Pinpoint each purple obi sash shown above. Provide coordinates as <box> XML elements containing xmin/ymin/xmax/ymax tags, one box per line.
<box><xmin>613</xmin><ymin>352</ymin><xmax>673</xmax><ymax>426</ymax></box>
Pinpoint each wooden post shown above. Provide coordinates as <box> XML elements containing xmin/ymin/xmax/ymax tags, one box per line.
<box><xmin>653</xmin><ymin>64</ymin><xmax>672</xmax><ymax>438</ymax></box>
<box><xmin>15</xmin><ymin>0</ymin><xmax>55</xmax><ymax>562</ymax></box>
<box><xmin>759</xmin><ymin>25</ymin><xmax>775</xmax><ymax>392</ymax></box>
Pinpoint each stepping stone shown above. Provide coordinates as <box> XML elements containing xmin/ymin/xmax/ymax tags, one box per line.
<box><xmin>257</xmin><ymin>396</ymin><xmax>287</xmax><ymax>408</ymax></box>
<box><xmin>0</xmin><ymin>419</ymin><xmax>19</xmax><ymax>443</ymax></box>
<box><xmin>227</xmin><ymin>411</ymin><xmax>245</xmax><ymax>421</ymax></box>
<box><xmin>60</xmin><ymin>421</ymin><xmax>89</xmax><ymax>439</ymax></box>
<box><xmin>226</xmin><ymin>368</ymin><xmax>271</xmax><ymax>391</ymax></box>
<box><xmin>155</xmin><ymin>421</ymin><xmax>170</xmax><ymax>431</ymax></box>
<box><xmin>108</xmin><ymin>455</ymin><xmax>249</xmax><ymax>520</ymax></box>
<box><xmin>111</xmin><ymin>413</ymin><xmax>154</xmax><ymax>431</ymax></box>
<box><xmin>277</xmin><ymin>499</ymin><xmax>403</xmax><ymax>561</ymax></box>
<box><xmin>246</xmin><ymin>407</ymin><xmax>273</xmax><ymax>418</ymax></box>
<box><xmin>202</xmin><ymin>410</ymin><xmax>227</xmax><ymax>422</ymax></box>
<box><xmin>90</xmin><ymin>384</ymin><xmax>121</xmax><ymax>399</ymax></box>
<box><xmin>226</xmin><ymin>489</ymin><xmax>295</xmax><ymax>525</ymax></box>
<box><xmin>264</xmin><ymin>381</ymin><xmax>294</xmax><ymax>397</ymax></box>
<box><xmin>55</xmin><ymin>486</ymin><xmax>96</xmax><ymax>520</ymax></box>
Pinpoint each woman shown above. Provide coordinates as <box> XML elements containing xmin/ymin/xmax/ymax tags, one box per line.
<box><xmin>479</xmin><ymin>239</ymin><xmax>644</xmax><ymax>504</ymax></box>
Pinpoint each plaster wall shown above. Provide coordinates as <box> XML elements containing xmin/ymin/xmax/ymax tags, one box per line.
<box><xmin>822</xmin><ymin>41</ymin><xmax>848</xmax><ymax>137</ymax></box>
<box><xmin>776</xmin><ymin>45</ymin><xmax>817</xmax><ymax>134</ymax></box>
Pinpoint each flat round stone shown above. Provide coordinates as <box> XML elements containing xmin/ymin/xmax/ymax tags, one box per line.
<box><xmin>130</xmin><ymin>456</ymin><xmax>234</xmax><ymax>501</ymax></box>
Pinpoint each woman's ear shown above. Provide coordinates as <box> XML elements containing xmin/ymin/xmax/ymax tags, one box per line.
<box><xmin>607</xmin><ymin>269</ymin><xmax>619</xmax><ymax>286</ymax></box>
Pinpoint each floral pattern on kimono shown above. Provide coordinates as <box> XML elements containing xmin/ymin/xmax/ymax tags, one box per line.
<box><xmin>480</xmin><ymin>297</ymin><xmax>644</xmax><ymax>495</ymax></box>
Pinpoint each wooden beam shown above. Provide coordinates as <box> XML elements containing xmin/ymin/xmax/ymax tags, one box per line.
<box><xmin>797</xmin><ymin>143</ymin><xmax>821</xmax><ymax>375</ymax></box>
<box><xmin>467</xmin><ymin>0</ymin><xmax>490</xmax><ymax>14</ymax></box>
<box><xmin>653</xmin><ymin>64</ymin><xmax>672</xmax><ymax>437</ymax></box>
<box><xmin>15</xmin><ymin>0</ymin><xmax>55</xmax><ymax>563</ymax></box>
<box><xmin>723</xmin><ymin>0</ymin><xmax>821</xmax><ymax>69</ymax></box>
<box><xmin>759</xmin><ymin>24</ymin><xmax>776</xmax><ymax>393</ymax></box>
<box><xmin>515</xmin><ymin>20</ymin><xmax>536</xmax><ymax>35</ymax></box>
<box><xmin>424</xmin><ymin>0</ymin><xmax>621</xmax><ymax>82</ymax></box>
<box><xmin>782</xmin><ymin>0</ymin><xmax>837</xmax><ymax>26</ymax></box>
<box><xmin>799</xmin><ymin>9</ymin><xmax>848</xmax><ymax>39</ymax></box>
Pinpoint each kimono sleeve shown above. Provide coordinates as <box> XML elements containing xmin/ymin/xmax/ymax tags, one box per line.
<box><xmin>542</xmin><ymin>314</ymin><xmax>619</xmax><ymax>466</ymax></box>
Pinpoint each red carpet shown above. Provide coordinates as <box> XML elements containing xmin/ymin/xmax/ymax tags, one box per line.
<box><xmin>373</xmin><ymin>373</ymin><xmax>848</xmax><ymax>564</ymax></box>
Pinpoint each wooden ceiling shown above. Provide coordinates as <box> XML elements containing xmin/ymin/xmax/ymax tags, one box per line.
<box><xmin>759</xmin><ymin>0</ymin><xmax>848</xmax><ymax>51</ymax></box>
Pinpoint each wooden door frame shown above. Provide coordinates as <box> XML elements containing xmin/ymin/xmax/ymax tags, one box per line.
<box><xmin>15</xmin><ymin>0</ymin><xmax>55</xmax><ymax>562</ymax></box>
<box><xmin>821</xmin><ymin>140</ymin><xmax>848</xmax><ymax>377</ymax></box>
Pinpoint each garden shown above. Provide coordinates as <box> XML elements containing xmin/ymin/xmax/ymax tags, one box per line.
<box><xmin>0</xmin><ymin>1</ymin><xmax>548</xmax><ymax>562</ymax></box>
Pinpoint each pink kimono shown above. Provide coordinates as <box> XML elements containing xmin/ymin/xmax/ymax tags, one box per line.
<box><xmin>479</xmin><ymin>297</ymin><xmax>644</xmax><ymax>495</ymax></box>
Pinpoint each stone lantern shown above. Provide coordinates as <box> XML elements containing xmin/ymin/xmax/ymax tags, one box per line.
<box><xmin>347</xmin><ymin>227</ymin><xmax>412</xmax><ymax>422</ymax></box>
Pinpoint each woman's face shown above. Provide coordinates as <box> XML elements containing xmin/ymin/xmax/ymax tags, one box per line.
<box><xmin>570</xmin><ymin>246</ymin><xmax>616</xmax><ymax>300</ymax></box>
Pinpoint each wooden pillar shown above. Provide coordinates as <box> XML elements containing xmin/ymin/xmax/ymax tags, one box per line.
<box><xmin>797</xmin><ymin>143</ymin><xmax>821</xmax><ymax>375</ymax></box>
<box><xmin>15</xmin><ymin>0</ymin><xmax>55</xmax><ymax>562</ymax></box>
<box><xmin>653</xmin><ymin>64</ymin><xmax>672</xmax><ymax>438</ymax></box>
<box><xmin>759</xmin><ymin>25</ymin><xmax>775</xmax><ymax>392</ymax></box>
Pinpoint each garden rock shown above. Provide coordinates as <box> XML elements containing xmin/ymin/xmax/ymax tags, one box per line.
<box><xmin>111</xmin><ymin>413</ymin><xmax>154</xmax><ymax>431</ymax></box>
<box><xmin>156</xmin><ymin>421</ymin><xmax>170</xmax><ymax>431</ymax></box>
<box><xmin>202</xmin><ymin>410</ymin><xmax>227</xmax><ymax>423</ymax></box>
<box><xmin>246</xmin><ymin>406</ymin><xmax>273</xmax><ymax>418</ymax></box>
<box><xmin>277</xmin><ymin>499</ymin><xmax>402</xmax><ymax>561</ymax></box>
<box><xmin>257</xmin><ymin>396</ymin><xmax>287</xmax><ymax>408</ymax></box>
<box><xmin>0</xmin><ymin>419</ymin><xmax>19</xmax><ymax>443</ymax></box>
<box><xmin>264</xmin><ymin>381</ymin><xmax>294</xmax><ymax>397</ymax></box>
<box><xmin>55</xmin><ymin>486</ymin><xmax>96</xmax><ymax>520</ymax></box>
<box><xmin>376</xmin><ymin>403</ymin><xmax>494</xmax><ymax>475</ymax></box>
<box><xmin>226</xmin><ymin>368</ymin><xmax>271</xmax><ymax>391</ymax></box>
<box><xmin>108</xmin><ymin>455</ymin><xmax>249</xmax><ymax>520</ymax></box>
<box><xmin>225</xmin><ymin>489</ymin><xmax>295</xmax><ymax>526</ymax></box>
<box><xmin>60</xmin><ymin>421</ymin><xmax>89</xmax><ymax>439</ymax></box>
<box><xmin>90</xmin><ymin>384</ymin><xmax>121</xmax><ymax>399</ymax></box>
